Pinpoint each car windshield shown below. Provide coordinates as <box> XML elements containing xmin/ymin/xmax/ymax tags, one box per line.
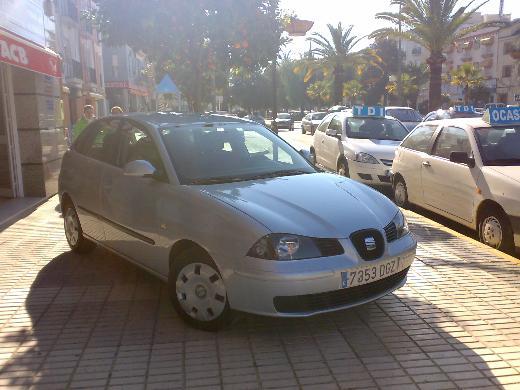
<box><xmin>386</xmin><ymin>109</ymin><xmax>422</xmax><ymax>122</ymax></box>
<box><xmin>346</xmin><ymin>117</ymin><xmax>409</xmax><ymax>141</ymax></box>
<box><xmin>475</xmin><ymin>126</ymin><xmax>520</xmax><ymax>166</ymax></box>
<box><xmin>159</xmin><ymin>122</ymin><xmax>316</xmax><ymax>184</ymax></box>
<box><xmin>277</xmin><ymin>113</ymin><xmax>291</xmax><ymax>119</ymax></box>
<box><xmin>311</xmin><ymin>113</ymin><xmax>326</xmax><ymax>120</ymax></box>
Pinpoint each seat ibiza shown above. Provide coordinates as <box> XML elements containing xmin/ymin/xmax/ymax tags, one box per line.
<box><xmin>59</xmin><ymin>113</ymin><xmax>417</xmax><ymax>330</ymax></box>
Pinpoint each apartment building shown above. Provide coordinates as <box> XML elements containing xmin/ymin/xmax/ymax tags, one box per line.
<box><xmin>55</xmin><ymin>0</ymin><xmax>106</xmax><ymax>131</ymax></box>
<box><xmin>496</xmin><ymin>19</ymin><xmax>520</xmax><ymax>104</ymax></box>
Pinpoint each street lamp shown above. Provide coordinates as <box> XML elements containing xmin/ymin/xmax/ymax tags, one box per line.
<box><xmin>271</xmin><ymin>17</ymin><xmax>313</xmax><ymax>128</ymax></box>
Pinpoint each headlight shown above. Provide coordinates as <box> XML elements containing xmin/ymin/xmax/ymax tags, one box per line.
<box><xmin>392</xmin><ymin>210</ymin><xmax>409</xmax><ymax>238</ymax></box>
<box><xmin>247</xmin><ymin>234</ymin><xmax>343</xmax><ymax>260</ymax></box>
<box><xmin>355</xmin><ymin>152</ymin><xmax>379</xmax><ymax>164</ymax></box>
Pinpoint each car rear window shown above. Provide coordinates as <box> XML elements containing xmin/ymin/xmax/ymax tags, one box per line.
<box><xmin>386</xmin><ymin>109</ymin><xmax>422</xmax><ymax>122</ymax></box>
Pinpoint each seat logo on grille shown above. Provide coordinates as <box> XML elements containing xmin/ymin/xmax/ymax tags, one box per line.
<box><xmin>364</xmin><ymin>236</ymin><xmax>377</xmax><ymax>251</ymax></box>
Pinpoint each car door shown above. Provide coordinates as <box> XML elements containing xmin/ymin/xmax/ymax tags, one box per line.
<box><xmin>313</xmin><ymin>114</ymin><xmax>333</xmax><ymax>166</ymax></box>
<box><xmin>99</xmin><ymin>119</ymin><xmax>171</xmax><ymax>273</ymax></box>
<box><xmin>421</xmin><ymin>126</ymin><xmax>478</xmax><ymax>222</ymax></box>
<box><xmin>67</xmin><ymin>118</ymin><xmax>123</xmax><ymax>242</ymax></box>
<box><xmin>322</xmin><ymin>115</ymin><xmax>343</xmax><ymax>170</ymax></box>
<box><xmin>394</xmin><ymin>124</ymin><xmax>438</xmax><ymax>205</ymax></box>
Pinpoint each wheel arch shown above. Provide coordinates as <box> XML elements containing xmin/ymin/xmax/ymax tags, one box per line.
<box><xmin>475</xmin><ymin>199</ymin><xmax>507</xmax><ymax>228</ymax></box>
<box><xmin>169</xmin><ymin>239</ymin><xmax>214</xmax><ymax>270</ymax></box>
<box><xmin>60</xmin><ymin>192</ymin><xmax>74</xmax><ymax>210</ymax></box>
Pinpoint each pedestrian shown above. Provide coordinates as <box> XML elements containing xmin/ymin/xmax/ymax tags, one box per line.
<box><xmin>72</xmin><ymin>104</ymin><xmax>95</xmax><ymax>141</ymax></box>
<box><xmin>111</xmin><ymin>106</ymin><xmax>123</xmax><ymax>115</ymax></box>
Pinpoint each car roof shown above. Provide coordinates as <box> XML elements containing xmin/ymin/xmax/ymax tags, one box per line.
<box><xmin>386</xmin><ymin>106</ymin><xmax>416</xmax><ymax>110</ymax></box>
<box><xmin>335</xmin><ymin>111</ymin><xmax>398</xmax><ymax>121</ymax></box>
<box><xmin>422</xmin><ymin>117</ymin><xmax>491</xmax><ymax>129</ymax></box>
<box><xmin>111</xmin><ymin>112</ymin><xmax>249</xmax><ymax>127</ymax></box>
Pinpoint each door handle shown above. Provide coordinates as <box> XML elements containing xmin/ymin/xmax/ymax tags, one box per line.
<box><xmin>422</xmin><ymin>161</ymin><xmax>431</xmax><ymax>167</ymax></box>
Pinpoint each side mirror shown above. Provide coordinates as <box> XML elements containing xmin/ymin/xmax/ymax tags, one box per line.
<box><xmin>325</xmin><ymin>129</ymin><xmax>341</xmax><ymax>139</ymax></box>
<box><xmin>299</xmin><ymin>149</ymin><xmax>312</xmax><ymax>162</ymax></box>
<box><xmin>450</xmin><ymin>151</ymin><xmax>475</xmax><ymax>168</ymax></box>
<box><xmin>123</xmin><ymin>160</ymin><xmax>157</xmax><ymax>177</ymax></box>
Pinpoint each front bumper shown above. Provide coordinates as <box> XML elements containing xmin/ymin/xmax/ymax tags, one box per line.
<box><xmin>348</xmin><ymin>160</ymin><xmax>393</xmax><ymax>186</ymax></box>
<box><xmin>225</xmin><ymin>233</ymin><xmax>416</xmax><ymax>317</ymax></box>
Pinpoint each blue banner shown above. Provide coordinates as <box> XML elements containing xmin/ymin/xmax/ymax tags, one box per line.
<box><xmin>486</xmin><ymin>107</ymin><xmax>520</xmax><ymax>125</ymax></box>
<box><xmin>352</xmin><ymin>106</ymin><xmax>385</xmax><ymax>117</ymax></box>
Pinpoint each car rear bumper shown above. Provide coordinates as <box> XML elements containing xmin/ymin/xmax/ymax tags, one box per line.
<box><xmin>225</xmin><ymin>238</ymin><xmax>416</xmax><ymax>317</ymax></box>
<box><xmin>348</xmin><ymin>160</ymin><xmax>393</xmax><ymax>186</ymax></box>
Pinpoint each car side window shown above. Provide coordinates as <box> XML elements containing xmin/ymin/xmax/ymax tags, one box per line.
<box><xmin>432</xmin><ymin>126</ymin><xmax>472</xmax><ymax>160</ymax></box>
<box><xmin>327</xmin><ymin>116</ymin><xmax>342</xmax><ymax>135</ymax></box>
<box><xmin>119</xmin><ymin>121</ymin><xmax>165</xmax><ymax>173</ymax></box>
<box><xmin>316</xmin><ymin>116</ymin><xmax>330</xmax><ymax>132</ymax></box>
<box><xmin>76</xmin><ymin>119</ymin><xmax>122</xmax><ymax>166</ymax></box>
<box><xmin>400</xmin><ymin>125</ymin><xmax>436</xmax><ymax>153</ymax></box>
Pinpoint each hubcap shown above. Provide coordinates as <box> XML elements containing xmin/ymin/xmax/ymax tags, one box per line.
<box><xmin>395</xmin><ymin>182</ymin><xmax>406</xmax><ymax>205</ymax></box>
<box><xmin>64</xmin><ymin>208</ymin><xmax>80</xmax><ymax>246</ymax></box>
<box><xmin>176</xmin><ymin>263</ymin><xmax>226</xmax><ymax>322</ymax></box>
<box><xmin>482</xmin><ymin>216</ymin><xmax>502</xmax><ymax>248</ymax></box>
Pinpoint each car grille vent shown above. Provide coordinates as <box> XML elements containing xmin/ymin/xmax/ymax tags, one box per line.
<box><xmin>314</xmin><ymin>238</ymin><xmax>344</xmax><ymax>257</ymax></box>
<box><xmin>380</xmin><ymin>159</ymin><xmax>393</xmax><ymax>166</ymax></box>
<box><xmin>350</xmin><ymin>229</ymin><xmax>384</xmax><ymax>261</ymax></box>
<box><xmin>273</xmin><ymin>267</ymin><xmax>410</xmax><ymax>313</ymax></box>
<box><xmin>384</xmin><ymin>222</ymin><xmax>398</xmax><ymax>243</ymax></box>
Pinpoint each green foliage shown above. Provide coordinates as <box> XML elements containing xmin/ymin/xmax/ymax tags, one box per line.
<box><xmin>449</xmin><ymin>63</ymin><xmax>484</xmax><ymax>103</ymax></box>
<box><xmin>93</xmin><ymin>0</ymin><xmax>284</xmax><ymax>111</ymax></box>
<box><xmin>343</xmin><ymin>80</ymin><xmax>366</xmax><ymax>105</ymax></box>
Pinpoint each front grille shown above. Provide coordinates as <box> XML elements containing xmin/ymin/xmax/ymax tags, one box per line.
<box><xmin>350</xmin><ymin>229</ymin><xmax>384</xmax><ymax>260</ymax></box>
<box><xmin>380</xmin><ymin>159</ymin><xmax>393</xmax><ymax>166</ymax></box>
<box><xmin>273</xmin><ymin>267</ymin><xmax>410</xmax><ymax>313</ymax></box>
<box><xmin>314</xmin><ymin>238</ymin><xmax>344</xmax><ymax>257</ymax></box>
<box><xmin>384</xmin><ymin>222</ymin><xmax>398</xmax><ymax>242</ymax></box>
<box><xmin>358</xmin><ymin>173</ymin><xmax>373</xmax><ymax>180</ymax></box>
<box><xmin>378</xmin><ymin>175</ymin><xmax>391</xmax><ymax>183</ymax></box>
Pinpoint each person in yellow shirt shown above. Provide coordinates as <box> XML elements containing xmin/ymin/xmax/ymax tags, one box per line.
<box><xmin>72</xmin><ymin>105</ymin><xmax>95</xmax><ymax>142</ymax></box>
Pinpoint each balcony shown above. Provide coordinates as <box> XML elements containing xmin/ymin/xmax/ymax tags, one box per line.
<box><xmin>63</xmin><ymin>59</ymin><xmax>83</xmax><ymax>80</ymax></box>
<box><xmin>481</xmin><ymin>51</ymin><xmax>494</xmax><ymax>59</ymax></box>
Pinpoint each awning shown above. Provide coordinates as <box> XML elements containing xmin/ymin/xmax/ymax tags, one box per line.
<box><xmin>0</xmin><ymin>28</ymin><xmax>61</xmax><ymax>78</ymax></box>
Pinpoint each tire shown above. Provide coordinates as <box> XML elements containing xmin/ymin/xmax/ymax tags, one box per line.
<box><xmin>168</xmin><ymin>248</ymin><xmax>232</xmax><ymax>331</ymax></box>
<box><xmin>478</xmin><ymin>207</ymin><xmax>514</xmax><ymax>254</ymax></box>
<box><xmin>311</xmin><ymin>126</ymin><xmax>316</xmax><ymax>136</ymax></box>
<box><xmin>301</xmin><ymin>126</ymin><xmax>306</xmax><ymax>134</ymax></box>
<box><xmin>393</xmin><ymin>177</ymin><xmax>409</xmax><ymax>208</ymax></box>
<box><xmin>337</xmin><ymin>159</ymin><xmax>350</xmax><ymax>177</ymax></box>
<box><xmin>309</xmin><ymin>148</ymin><xmax>317</xmax><ymax>165</ymax></box>
<box><xmin>63</xmin><ymin>202</ymin><xmax>96</xmax><ymax>253</ymax></box>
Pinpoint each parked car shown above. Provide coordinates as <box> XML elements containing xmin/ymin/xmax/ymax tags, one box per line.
<box><xmin>273</xmin><ymin>112</ymin><xmax>294</xmax><ymax>131</ymax></box>
<box><xmin>301</xmin><ymin>112</ymin><xmax>327</xmax><ymax>135</ymax></box>
<box><xmin>245</xmin><ymin>113</ymin><xmax>266</xmax><ymax>126</ymax></box>
<box><xmin>328</xmin><ymin>105</ymin><xmax>348</xmax><ymax>113</ymax></box>
<box><xmin>385</xmin><ymin>106</ymin><xmax>423</xmax><ymax>131</ymax></box>
<box><xmin>59</xmin><ymin>113</ymin><xmax>417</xmax><ymax>330</ymax></box>
<box><xmin>311</xmin><ymin>106</ymin><xmax>409</xmax><ymax>186</ymax></box>
<box><xmin>422</xmin><ymin>107</ymin><xmax>482</xmax><ymax>122</ymax></box>
<box><xmin>392</xmin><ymin>106</ymin><xmax>520</xmax><ymax>254</ymax></box>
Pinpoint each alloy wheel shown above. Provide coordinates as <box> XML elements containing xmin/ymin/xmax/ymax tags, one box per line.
<box><xmin>64</xmin><ymin>208</ymin><xmax>80</xmax><ymax>247</ymax></box>
<box><xmin>481</xmin><ymin>216</ymin><xmax>503</xmax><ymax>248</ymax></box>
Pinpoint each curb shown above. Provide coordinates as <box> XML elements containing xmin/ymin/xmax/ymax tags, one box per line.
<box><xmin>0</xmin><ymin>196</ymin><xmax>52</xmax><ymax>232</ymax></box>
<box><xmin>405</xmin><ymin>208</ymin><xmax>520</xmax><ymax>266</ymax></box>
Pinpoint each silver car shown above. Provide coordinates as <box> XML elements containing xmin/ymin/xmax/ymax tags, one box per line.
<box><xmin>59</xmin><ymin>113</ymin><xmax>417</xmax><ymax>330</ymax></box>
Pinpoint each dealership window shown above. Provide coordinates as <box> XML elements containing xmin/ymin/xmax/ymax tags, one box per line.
<box><xmin>502</xmin><ymin>65</ymin><xmax>512</xmax><ymax>78</ymax></box>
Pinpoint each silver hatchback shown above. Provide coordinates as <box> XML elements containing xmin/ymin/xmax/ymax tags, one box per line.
<box><xmin>59</xmin><ymin>113</ymin><xmax>416</xmax><ymax>330</ymax></box>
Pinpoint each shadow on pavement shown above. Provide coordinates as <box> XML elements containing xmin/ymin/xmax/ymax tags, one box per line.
<box><xmin>0</xmin><ymin>245</ymin><xmax>508</xmax><ymax>389</ymax></box>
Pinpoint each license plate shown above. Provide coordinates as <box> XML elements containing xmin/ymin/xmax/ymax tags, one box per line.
<box><xmin>341</xmin><ymin>257</ymin><xmax>406</xmax><ymax>288</ymax></box>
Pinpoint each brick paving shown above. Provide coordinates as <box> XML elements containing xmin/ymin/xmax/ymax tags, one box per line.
<box><xmin>0</xmin><ymin>197</ymin><xmax>519</xmax><ymax>390</ymax></box>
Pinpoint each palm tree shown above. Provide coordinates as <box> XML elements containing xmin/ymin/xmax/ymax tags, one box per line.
<box><xmin>449</xmin><ymin>63</ymin><xmax>484</xmax><ymax>104</ymax></box>
<box><xmin>306</xmin><ymin>23</ymin><xmax>363</xmax><ymax>104</ymax></box>
<box><xmin>343</xmin><ymin>80</ymin><xmax>367</xmax><ymax>106</ymax></box>
<box><xmin>370</xmin><ymin>0</ymin><xmax>496</xmax><ymax>110</ymax></box>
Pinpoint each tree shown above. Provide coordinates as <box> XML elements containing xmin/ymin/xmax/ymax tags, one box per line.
<box><xmin>92</xmin><ymin>0</ymin><xmax>284</xmax><ymax>112</ymax></box>
<box><xmin>371</xmin><ymin>0</ymin><xmax>496</xmax><ymax>110</ymax></box>
<box><xmin>307</xmin><ymin>79</ymin><xmax>333</xmax><ymax>107</ymax></box>
<box><xmin>449</xmin><ymin>63</ymin><xmax>484</xmax><ymax>104</ymax></box>
<box><xmin>279</xmin><ymin>58</ymin><xmax>309</xmax><ymax>111</ymax></box>
<box><xmin>343</xmin><ymin>80</ymin><xmax>366</xmax><ymax>105</ymax></box>
<box><xmin>306</xmin><ymin>23</ymin><xmax>362</xmax><ymax>105</ymax></box>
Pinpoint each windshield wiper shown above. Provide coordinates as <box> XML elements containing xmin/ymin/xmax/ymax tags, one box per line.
<box><xmin>190</xmin><ymin>176</ymin><xmax>247</xmax><ymax>185</ymax></box>
<box><xmin>245</xmin><ymin>169</ymin><xmax>311</xmax><ymax>180</ymax></box>
<box><xmin>190</xmin><ymin>170</ymin><xmax>310</xmax><ymax>185</ymax></box>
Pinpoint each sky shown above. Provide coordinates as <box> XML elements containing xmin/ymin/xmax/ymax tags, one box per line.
<box><xmin>280</xmin><ymin>0</ymin><xmax>520</xmax><ymax>57</ymax></box>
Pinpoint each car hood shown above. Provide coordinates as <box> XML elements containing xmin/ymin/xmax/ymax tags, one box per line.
<box><xmin>486</xmin><ymin>166</ymin><xmax>520</xmax><ymax>185</ymax></box>
<box><xmin>200</xmin><ymin>173</ymin><xmax>397</xmax><ymax>238</ymax></box>
<box><xmin>344</xmin><ymin>139</ymin><xmax>401</xmax><ymax>160</ymax></box>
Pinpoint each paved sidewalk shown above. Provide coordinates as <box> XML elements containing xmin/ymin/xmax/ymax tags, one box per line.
<box><xmin>0</xmin><ymin>197</ymin><xmax>519</xmax><ymax>390</ymax></box>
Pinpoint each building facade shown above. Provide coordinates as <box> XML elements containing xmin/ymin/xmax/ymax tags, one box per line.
<box><xmin>496</xmin><ymin>19</ymin><xmax>520</xmax><ymax>104</ymax></box>
<box><xmin>102</xmin><ymin>45</ymin><xmax>154</xmax><ymax>112</ymax></box>
<box><xmin>0</xmin><ymin>0</ymin><xmax>67</xmax><ymax>198</ymax></box>
<box><xmin>55</xmin><ymin>0</ymin><xmax>106</xmax><ymax>132</ymax></box>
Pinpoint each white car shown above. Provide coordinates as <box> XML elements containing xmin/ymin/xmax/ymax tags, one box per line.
<box><xmin>385</xmin><ymin>106</ymin><xmax>423</xmax><ymax>132</ymax></box>
<box><xmin>301</xmin><ymin>112</ymin><xmax>327</xmax><ymax>135</ymax></box>
<box><xmin>392</xmin><ymin>107</ymin><xmax>520</xmax><ymax>254</ymax></box>
<box><xmin>311</xmin><ymin>108</ymin><xmax>409</xmax><ymax>186</ymax></box>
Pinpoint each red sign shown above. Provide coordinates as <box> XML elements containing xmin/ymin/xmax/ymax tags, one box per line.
<box><xmin>0</xmin><ymin>29</ymin><xmax>61</xmax><ymax>78</ymax></box>
<box><xmin>106</xmin><ymin>80</ymin><xmax>149</xmax><ymax>96</ymax></box>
